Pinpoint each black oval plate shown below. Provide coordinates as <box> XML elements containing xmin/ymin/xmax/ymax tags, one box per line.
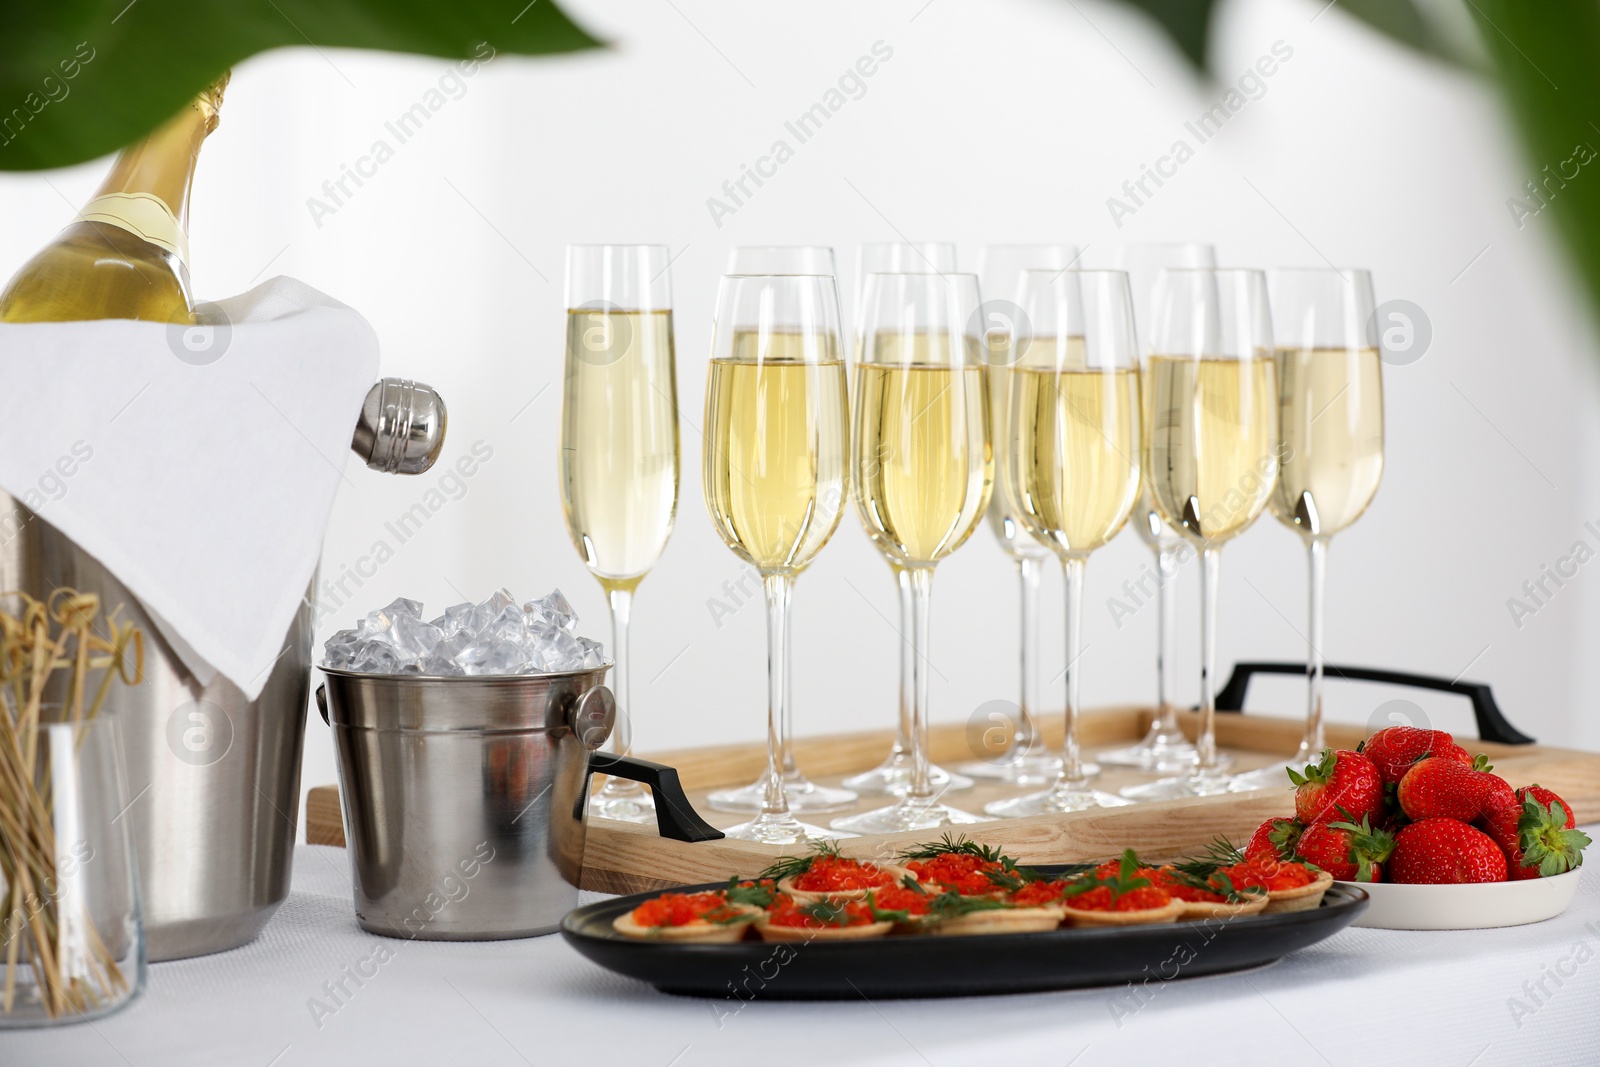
<box><xmin>560</xmin><ymin>868</ymin><xmax>1368</xmax><ymax>1000</ymax></box>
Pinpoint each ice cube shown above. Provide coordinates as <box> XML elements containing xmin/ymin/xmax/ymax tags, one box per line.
<box><xmin>388</xmin><ymin>613</ymin><xmax>442</xmax><ymax>662</ymax></box>
<box><xmin>524</xmin><ymin>589</ymin><xmax>577</xmax><ymax>633</ymax></box>
<box><xmin>323</xmin><ymin>628</ymin><xmax>361</xmax><ymax>668</ymax></box>
<box><xmin>469</xmin><ymin>589</ymin><xmax>518</xmax><ymax>634</ymax></box>
<box><xmin>429</xmin><ymin>602</ymin><xmax>475</xmax><ymax>637</ymax></box>
<box><xmin>576</xmin><ymin>636</ymin><xmax>606</xmax><ymax>669</ymax></box>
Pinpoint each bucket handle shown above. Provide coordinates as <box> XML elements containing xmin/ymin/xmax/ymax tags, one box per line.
<box><xmin>588</xmin><ymin>752</ymin><xmax>725</xmax><ymax>843</ymax></box>
<box><xmin>316</xmin><ymin>684</ymin><xmax>329</xmax><ymax>726</ymax></box>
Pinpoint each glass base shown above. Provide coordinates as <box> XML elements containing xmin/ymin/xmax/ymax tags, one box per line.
<box><xmin>830</xmin><ymin>797</ymin><xmax>990</xmax><ymax>834</ymax></box>
<box><xmin>1227</xmin><ymin>759</ymin><xmax>1302</xmax><ymax>792</ymax></box>
<box><xmin>841</xmin><ymin>750</ymin><xmax>973</xmax><ymax>795</ymax></box>
<box><xmin>1096</xmin><ymin>719</ymin><xmax>1221</xmax><ymax>773</ymax></box>
<box><xmin>958</xmin><ymin>749</ymin><xmax>1063</xmax><ymax>786</ymax></box>
<box><xmin>722</xmin><ymin>811</ymin><xmax>837</xmax><ymax>845</ymax></box>
<box><xmin>707</xmin><ymin>773</ymin><xmax>859</xmax><ymax>814</ymax></box>
<box><xmin>1120</xmin><ymin>769</ymin><xmax>1254</xmax><ymax>801</ymax></box>
<box><xmin>984</xmin><ymin>782</ymin><xmax>1133</xmax><ymax>816</ymax></box>
<box><xmin>588</xmin><ymin>778</ymin><xmax>656</xmax><ymax>823</ymax></box>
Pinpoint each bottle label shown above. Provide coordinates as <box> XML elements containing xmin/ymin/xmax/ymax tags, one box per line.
<box><xmin>74</xmin><ymin>192</ymin><xmax>189</xmax><ymax>265</ymax></box>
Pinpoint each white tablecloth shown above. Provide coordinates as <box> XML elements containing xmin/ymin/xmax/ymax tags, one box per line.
<box><xmin>5</xmin><ymin>843</ymin><xmax>1598</xmax><ymax>1066</ymax></box>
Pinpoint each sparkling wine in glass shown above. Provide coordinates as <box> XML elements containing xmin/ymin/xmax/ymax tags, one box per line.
<box><xmin>1232</xmin><ymin>268</ymin><xmax>1384</xmax><ymax>789</ymax></box>
<box><xmin>840</xmin><ymin>243</ymin><xmax>974</xmax><ymax>798</ymax></box>
<box><xmin>984</xmin><ymin>270</ymin><xmax>1142</xmax><ymax>815</ymax></box>
<box><xmin>561</xmin><ymin>245</ymin><xmax>680</xmax><ymax>823</ymax></box>
<box><xmin>706</xmin><ymin>247</ymin><xmax>856</xmax><ymax>816</ymax></box>
<box><xmin>703</xmin><ymin>274</ymin><xmax>850</xmax><ymax>842</ymax></box>
<box><xmin>960</xmin><ymin>244</ymin><xmax>1082</xmax><ymax>784</ymax></box>
<box><xmin>1122</xmin><ymin>268</ymin><xmax>1279</xmax><ymax>800</ymax></box>
<box><xmin>832</xmin><ymin>272</ymin><xmax>993</xmax><ymax>834</ymax></box>
<box><xmin>1097</xmin><ymin>242</ymin><xmax>1220</xmax><ymax>773</ymax></box>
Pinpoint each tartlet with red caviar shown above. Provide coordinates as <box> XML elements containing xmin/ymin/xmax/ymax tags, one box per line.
<box><xmin>1177</xmin><ymin>839</ymin><xmax>1333</xmax><ymax>914</ymax></box>
<box><xmin>1059</xmin><ymin>851</ymin><xmax>1187</xmax><ymax>928</ymax></box>
<box><xmin>754</xmin><ymin>893</ymin><xmax>893</xmax><ymax>942</ymax></box>
<box><xmin>612</xmin><ymin>880</ymin><xmax>771</xmax><ymax>942</ymax></box>
<box><xmin>899</xmin><ymin>836</ymin><xmax>1028</xmax><ymax>897</ymax></box>
<box><xmin>760</xmin><ymin>842</ymin><xmax>917</xmax><ymax>905</ymax></box>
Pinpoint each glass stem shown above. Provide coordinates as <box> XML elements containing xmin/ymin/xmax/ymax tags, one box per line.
<box><xmin>1060</xmin><ymin>555</ymin><xmax>1087</xmax><ymax>786</ymax></box>
<box><xmin>761</xmin><ymin>573</ymin><xmax>795</xmax><ymax>817</ymax></box>
<box><xmin>904</xmin><ymin>566</ymin><xmax>935</xmax><ymax>803</ymax></box>
<box><xmin>892</xmin><ymin>564</ymin><xmax>913</xmax><ymax>759</ymax></box>
<box><xmin>1196</xmin><ymin>547</ymin><xmax>1222</xmax><ymax>775</ymax></box>
<box><xmin>1016</xmin><ymin>555</ymin><xmax>1045</xmax><ymax>757</ymax></box>
<box><xmin>781</xmin><ymin>604</ymin><xmax>799</xmax><ymax>778</ymax></box>
<box><xmin>1301</xmin><ymin>536</ymin><xmax>1329</xmax><ymax>759</ymax></box>
<box><xmin>1154</xmin><ymin>541</ymin><xmax>1181</xmax><ymax>733</ymax></box>
<box><xmin>601</xmin><ymin>586</ymin><xmax>639</xmax><ymax>797</ymax></box>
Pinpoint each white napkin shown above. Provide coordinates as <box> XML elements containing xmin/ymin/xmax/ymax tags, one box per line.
<box><xmin>0</xmin><ymin>277</ymin><xmax>378</xmax><ymax>700</ymax></box>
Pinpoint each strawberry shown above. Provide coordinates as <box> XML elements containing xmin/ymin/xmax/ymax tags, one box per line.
<box><xmin>1388</xmin><ymin>818</ymin><xmax>1508</xmax><ymax>884</ymax></box>
<box><xmin>1519</xmin><ymin>785</ymin><xmax>1577</xmax><ymax>830</ymax></box>
<box><xmin>1509</xmin><ymin>786</ymin><xmax>1591</xmax><ymax>878</ymax></box>
<box><xmin>1359</xmin><ymin>726</ymin><xmax>1470</xmax><ymax>786</ymax></box>
<box><xmin>1244</xmin><ymin>817</ymin><xmax>1303</xmax><ymax>863</ymax></box>
<box><xmin>1477</xmin><ymin>768</ymin><xmax>1517</xmax><ymax>815</ymax></box>
<box><xmin>1477</xmin><ymin>794</ymin><xmax>1542</xmax><ymax>881</ymax></box>
<box><xmin>1287</xmin><ymin>749</ymin><xmax>1384</xmax><ymax>826</ymax></box>
<box><xmin>1396</xmin><ymin>757</ymin><xmax>1495</xmax><ymax>822</ymax></box>
<box><xmin>1295</xmin><ymin>815</ymin><xmax>1394</xmax><ymax>882</ymax></box>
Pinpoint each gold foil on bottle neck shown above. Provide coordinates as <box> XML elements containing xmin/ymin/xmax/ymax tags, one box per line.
<box><xmin>193</xmin><ymin>72</ymin><xmax>229</xmax><ymax>133</ymax></box>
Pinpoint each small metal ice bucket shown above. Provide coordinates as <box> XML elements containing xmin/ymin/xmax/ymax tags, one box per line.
<box><xmin>318</xmin><ymin>665</ymin><xmax>720</xmax><ymax>940</ymax></box>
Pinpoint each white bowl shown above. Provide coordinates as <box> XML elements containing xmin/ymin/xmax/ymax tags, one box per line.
<box><xmin>1339</xmin><ymin>867</ymin><xmax>1583</xmax><ymax>930</ymax></box>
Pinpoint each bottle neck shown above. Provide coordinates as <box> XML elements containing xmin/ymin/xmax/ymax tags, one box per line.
<box><xmin>92</xmin><ymin>100</ymin><xmax>212</xmax><ymax>231</ymax></box>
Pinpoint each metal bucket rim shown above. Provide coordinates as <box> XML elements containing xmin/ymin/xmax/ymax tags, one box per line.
<box><xmin>318</xmin><ymin>662</ymin><xmax>613</xmax><ymax>685</ymax></box>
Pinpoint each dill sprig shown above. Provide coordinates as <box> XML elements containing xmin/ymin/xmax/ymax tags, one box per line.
<box><xmin>899</xmin><ymin>833</ymin><xmax>1019</xmax><ymax>869</ymax></box>
<box><xmin>1172</xmin><ymin>836</ymin><xmax>1246</xmax><ymax>881</ymax></box>
<box><xmin>757</xmin><ymin>839</ymin><xmax>844</xmax><ymax>883</ymax></box>
<box><xmin>724</xmin><ymin>878</ymin><xmax>776</xmax><ymax>909</ymax></box>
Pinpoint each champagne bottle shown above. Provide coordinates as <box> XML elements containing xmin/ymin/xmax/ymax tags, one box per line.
<box><xmin>0</xmin><ymin>75</ymin><xmax>227</xmax><ymax>324</ymax></box>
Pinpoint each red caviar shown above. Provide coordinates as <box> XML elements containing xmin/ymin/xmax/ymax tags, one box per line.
<box><xmin>1218</xmin><ymin>858</ymin><xmax>1316</xmax><ymax>893</ymax></box>
<box><xmin>629</xmin><ymin>891</ymin><xmax>745</xmax><ymax>928</ymax></box>
<box><xmin>1009</xmin><ymin>880</ymin><xmax>1070</xmax><ymax>908</ymax></box>
<box><xmin>790</xmin><ymin>855</ymin><xmax>895</xmax><ymax>892</ymax></box>
<box><xmin>905</xmin><ymin>854</ymin><xmax>1005</xmax><ymax>895</ymax></box>
<box><xmin>763</xmin><ymin>894</ymin><xmax>877</xmax><ymax>929</ymax></box>
<box><xmin>1143</xmin><ymin>866</ymin><xmax>1225</xmax><ymax>904</ymax></box>
<box><xmin>1064</xmin><ymin>885</ymin><xmax>1174</xmax><ymax>913</ymax></box>
<box><xmin>869</xmin><ymin>884</ymin><xmax>934</xmax><ymax>917</ymax></box>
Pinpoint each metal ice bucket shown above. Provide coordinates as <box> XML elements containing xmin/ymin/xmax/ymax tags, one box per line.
<box><xmin>0</xmin><ymin>378</ymin><xmax>445</xmax><ymax>961</ymax></box>
<box><xmin>317</xmin><ymin>666</ymin><xmax>719</xmax><ymax>939</ymax></box>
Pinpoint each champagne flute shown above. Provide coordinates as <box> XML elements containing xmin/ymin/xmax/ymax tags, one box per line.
<box><xmin>560</xmin><ymin>245</ymin><xmax>679</xmax><ymax>823</ymax></box>
<box><xmin>832</xmin><ymin>272</ymin><xmax>993</xmax><ymax>833</ymax></box>
<box><xmin>842</xmin><ymin>243</ymin><xmax>973</xmax><ymax>797</ymax></box>
<box><xmin>959</xmin><ymin>244</ymin><xmax>1082</xmax><ymax>783</ymax></box>
<box><xmin>708</xmin><ymin>246</ymin><xmax>856</xmax><ymax>816</ymax></box>
<box><xmin>1232</xmin><ymin>268</ymin><xmax>1384</xmax><ymax>789</ymax></box>
<box><xmin>704</xmin><ymin>274</ymin><xmax>850</xmax><ymax>843</ymax></box>
<box><xmin>985</xmin><ymin>271</ymin><xmax>1141</xmax><ymax>815</ymax></box>
<box><xmin>1122</xmin><ymin>268</ymin><xmax>1279</xmax><ymax>800</ymax></box>
<box><xmin>1098</xmin><ymin>242</ymin><xmax>1219</xmax><ymax>773</ymax></box>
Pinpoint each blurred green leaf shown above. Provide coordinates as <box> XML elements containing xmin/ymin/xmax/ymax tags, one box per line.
<box><xmin>1114</xmin><ymin>0</ymin><xmax>1470</xmax><ymax>73</ymax></box>
<box><xmin>1467</xmin><ymin>0</ymin><xmax>1600</xmax><ymax>319</ymax></box>
<box><xmin>1113</xmin><ymin>0</ymin><xmax>1215</xmax><ymax>70</ymax></box>
<box><xmin>0</xmin><ymin>0</ymin><xmax>602</xmax><ymax>171</ymax></box>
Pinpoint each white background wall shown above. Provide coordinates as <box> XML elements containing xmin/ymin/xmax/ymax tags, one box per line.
<box><xmin>5</xmin><ymin>0</ymin><xmax>1598</xmax><ymax>827</ymax></box>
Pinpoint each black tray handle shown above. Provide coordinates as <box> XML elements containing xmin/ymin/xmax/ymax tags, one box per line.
<box><xmin>588</xmin><ymin>752</ymin><xmax>726</xmax><ymax>843</ymax></box>
<box><xmin>1214</xmin><ymin>661</ymin><xmax>1535</xmax><ymax>745</ymax></box>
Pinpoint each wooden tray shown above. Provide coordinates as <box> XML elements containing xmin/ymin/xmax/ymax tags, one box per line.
<box><xmin>305</xmin><ymin>704</ymin><xmax>1600</xmax><ymax>895</ymax></box>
